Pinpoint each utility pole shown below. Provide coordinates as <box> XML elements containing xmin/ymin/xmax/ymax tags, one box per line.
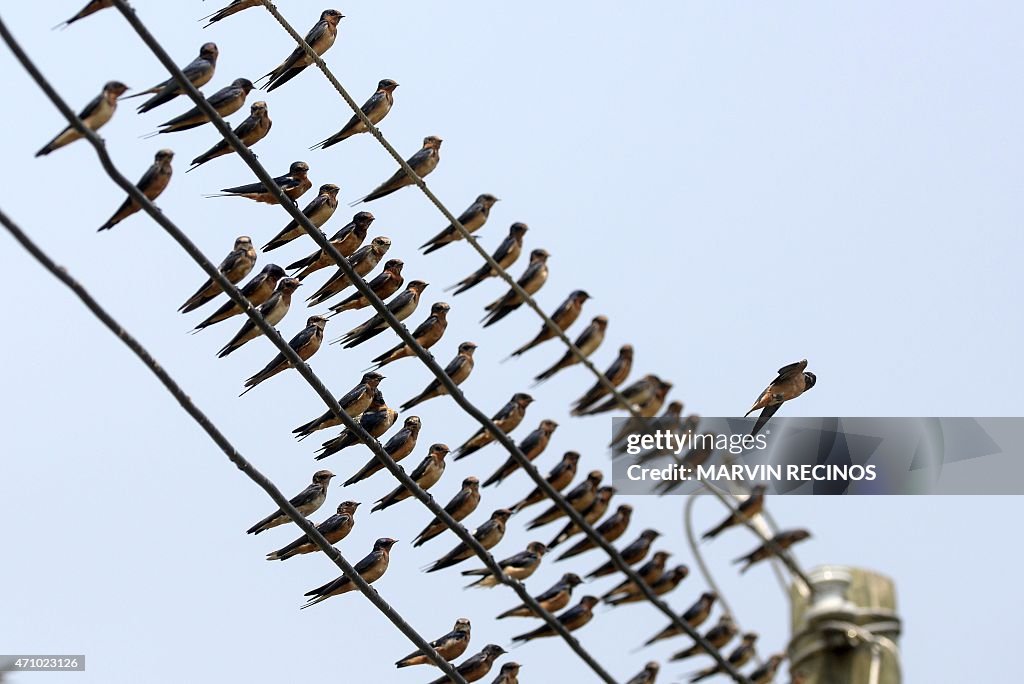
<box><xmin>788</xmin><ymin>565</ymin><xmax>902</xmax><ymax>684</ymax></box>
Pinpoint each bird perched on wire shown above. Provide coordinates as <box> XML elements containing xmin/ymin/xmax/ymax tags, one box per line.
<box><xmin>690</xmin><ymin>632</ymin><xmax>758</xmax><ymax>682</ymax></box>
<box><xmin>746</xmin><ymin>359</ymin><xmax>816</xmax><ymax>435</ymax></box>
<box><xmin>702</xmin><ymin>485</ymin><xmax>767</xmax><ymax>540</ymax></box>
<box><xmin>400</xmin><ymin>342</ymin><xmax>476</xmax><ymax>411</ymax></box>
<box><xmin>461</xmin><ymin>541</ymin><xmax>547</xmax><ymax>588</ymax></box>
<box><xmin>315</xmin><ymin>389</ymin><xmax>397</xmax><ymax>460</ymax></box>
<box><xmin>36</xmin><ymin>81</ymin><xmax>128</xmax><ymax>156</ymax></box>
<box><xmin>424</xmin><ymin>644</ymin><xmax>506</xmax><ymax>684</ymax></box>
<box><xmin>258</xmin><ymin>9</ymin><xmax>344</xmax><ymax>92</ymax></box>
<box><xmin>304</xmin><ymin>236</ymin><xmax>392</xmax><ymax>305</ymax></box>
<box><xmin>608</xmin><ymin>379</ymin><xmax>674</xmax><ymax>448</ymax></box>
<box><xmin>547</xmin><ymin>486</ymin><xmax>615</xmax><ymax>549</ymax></box>
<box><xmin>287</xmin><ymin>211</ymin><xmax>374</xmax><ymax>279</ymax></box>
<box><xmin>491</xmin><ymin>662</ymin><xmax>521</xmax><ymax>684</ymax></box>
<box><xmin>642</xmin><ymin>591</ymin><xmax>718</xmax><ymax>646</ymax></box>
<box><xmin>482</xmin><ymin>419</ymin><xmax>558</xmax><ymax>487</ymax></box>
<box><xmin>209</xmin><ymin>161</ymin><xmax>312</xmax><ymax>205</ymax></box>
<box><xmin>367</xmin><ymin>302</ymin><xmax>450</xmax><ymax>371</ymax></box>
<box><xmin>606</xmin><ymin>565</ymin><xmax>688</xmax><ymax>607</ymax></box>
<box><xmin>496</xmin><ymin>572</ymin><xmax>583</xmax><ymax>619</ymax></box>
<box><xmin>585</xmin><ymin>528</ymin><xmax>661</xmax><ymax>579</ymax></box>
<box><xmin>533</xmin><ymin>315</ymin><xmax>608</xmax><ymax>384</ymax></box>
<box><xmin>526</xmin><ymin>470</ymin><xmax>602</xmax><ymax>529</ymax></box>
<box><xmin>510</xmin><ymin>451</ymin><xmax>580</xmax><ymax>513</ymax></box>
<box><xmin>245</xmin><ymin>469</ymin><xmax>334</xmax><ymax>535</ymax></box>
<box><xmin>201</xmin><ymin>0</ymin><xmax>260</xmax><ymax>28</ymax></box>
<box><xmin>150</xmin><ymin>78</ymin><xmax>254</xmax><ymax>135</ymax></box>
<box><xmin>507</xmin><ymin>290</ymin><xmax>590</xmax><ymax>360</ymax></box>
<box><xmin>354</xmin><ymin>136</ymin><xmax>443</xmax><ymax>204</ymax></box>
<box><xmin>188</xmin><ymin>100</ymin><xmax>271</xmax><ymax>171</ymax></box>
<box><xmin>447</xmin><ymin>222</ymin><xmax>529</xmax><ymax>295</ymax></box>
<box><xmin>215</xmin><ymin>277</ymin><xmax>301</xmax><ymax>357</ymax></box>
<box><xmin>571</xmin><ymin>344</ymin><xmax>634</xmax><ymax>415</ymax></box>
<box><xmin>511</xmin><ymin>596</ymin><xmax>599</xmax><ymax>644</ymax></box>
<box><xmin>265</xmin><ymin>500</ymin><xmax>359</xmax><ymax>561</ymax></box>
<box><xmin>179</xmin><ymin>237</ymin><xmax>256</xmax><ymax>313</ymax></box>
<box><xmin>291</xmin><ymin>371</ymin><xmax>385</xmax><ymax>440</ymax></box>
<box><xmin>454</xmin><ymin>393</ymin><xmax>533</xmax><ymax>461</ymax></box>
<box><xmin>481</xmin><ymin>249</ymin><xmax>550</xmax><ymax>327</ymax></box>
<box><xmin>263</xmin><ymin>184</ymin><xmax>341</xmax><ymax>252</ymax></box>
<box><xmin>602</xmin><ymin>550</ymin><xmax>671</xmax><ymax>602</ymax></box>
<box><xmin>124</xmin><ymin>42</ymin><xmax>218</xmax><ymax>113</ymax></box>
<box><xmin>670</xmin><ymin>615</ymin><xmax>738</xmax><ymax>662</ymax></box>
<box><xmin>240</xmin><ymin>315</ymin><xmax>328</xmax><ymax>396</ymax></box>
<box><xmin>344</xmin><ymin>415</ymin><xmax>422</xmax><ymax>487</ymax></box>
<box><xmin>97</xmin><ymin>149</ymin><xmax>174</xmax><ymax>231</ymax></box>
<box><xmin>579</xmin><ymin>373</ymin><xmax>659</xmax><ymax>417</ymax></box>
<box><xmin>300</xmin><ymin>537</ymin><xmax>396</xmax><ymax>609</ymax></box>
<box><xmin>734</xmin><ymin>529</ymin><xmax>811</xmax><ymax>574</ymax></box>
<box><xmin>425</xmin><ymin>508</ymin><xmax>511</xmax><ymax>573</ymax></box>
<box><xmin>327</xmin><ymin>259</ymin><xmax>405</xmax><ymax>316</ymax></box>
<box><xmin>625</xmin><ymin>662</ymin><xmax>660</xmax><ymax>684</ymax></box>
<box><xmin>313</xmin><ymin>78</ymin><xmax>399</xmax><ymax>149</ymax></box>
<box><xmin>413</xmin><ymin>476</ymin><xmax>481</xmax><ymax>547</ymax></box>
<box><xmin>748</xmin><ymin>654</ymin><xmax>785</xmax><ymax>683</ymax></box>
<box><xmin>192</xmin><ymin>264</ymin><xmax>287</xmax><ymax>332</ymax></box>
<box><xmin>333</xmin><ymin>280</ymin><xmax>429</xmax><ymax>348</ymax></box>
<box><xmin>394</xmin><ymin>618</ymin><xmax>471</xmax><ymax>669</ymax></box>
<box><xmin>54</xmin><ymin>0</ymin><xmax>111</xmax><ymax>29</ymax></box>
<box><xmin>371</xmin><ymin>443</ymin><xmax>449</xmax><ymax>512</ymax></box>
<box><xmin>420</xmin><ymin>194</ymin><xmax>500</xmax><ymax>254</ymax></box>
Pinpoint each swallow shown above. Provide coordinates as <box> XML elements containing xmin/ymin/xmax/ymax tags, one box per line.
<box><xmin>193</xmin><ymin>264</ymin><xmax>286</xmax><ymax>332</ymax></box>
<box><xmin>245</xmin><ymin>469</ymin><xmax>334</xmax><ymax>535</ymax></box>
<box><xmin>748</xmin><ymin>654</ymin><xmax>785</xmax><ymax>684</ymax></box>
<box><xmin>586</xmin><ymin>528</ymin><xmax>661</xmax><ymax>579</ymax></box>
<box><xmin>343</xmin><ymin>415</ymin><xmax>421</xmax><ymax>486</ymax></box>
<box><xmin>292</xmin><ymin>371</ymin><xmax>386</xmax><ymax>440</ymax></box>
<box><xmin>209</xmin><ymin>161</ymin><xmax>312</xmax><ymax>205</ymax></box>
<box><xmin>507</xmin><ymin>290</ymin><xmax>590</xmax><ymax>360</ymax></box>
<box><xmin>670</xmin><ymin>615</ymin><xmax>737</xmax><ymax>662</ymax></box>
<box><xmin>266</xmin><ymin>500</ymin><xmax>360</xmax><ymax>561</ymax></box>
<box><xmin>547</xmin><ymin>486</ymin><xmax>615</xmax><ymax>549</ymax></box>
<box><xmin>304</xmin><ymin>236</ymin><xmax>392</xmax><ymax>305</ymax></box>
<box><xmin>633</xmin><ymin>402</ymin><xmax>690</xmax><ymax>463</ymax></box>
<box><xmin>533</xmin><ymin>315</ymin><xmax>608</xmax><ymax>384</ymax></box>
<box><xmin>454</xmin><ymin>393</ymin><xmax>533</xmax><ymax>461</ymax></box>
<box><xmin>746</xmin><ymin>359</ymin><xmax>816</xmax><ymax>436</ymax></box>
<box><xmin>394</xmin><ymin>617</ymin><xmax>471</xmax><ymax>668</ymax></box>
<box><xmin>125</xmin><ymin>43</ymin><xmax>219</xmax><ymax>113</ymax></box>
<box><xmin>287</xmin><ymin>212</ymin><xmax>374</xmax><ymax>279</ymax></box>
<box><xmin>413</xmin><ymin>476</ymin><xmax>481</xmax><ymax>547</ymax></box>
<box><xmin>315</xmin><ymin>389</ymin><xmax>397</xmax><ymax>460</ymax></box>
<box><xmin>461</xmin><ymin>541</ymin><xmax>546</xmax><ymax>588</ymax></box>
<box><xmin>215</xmin><ymin>277</ymin><xmax>301</xmax><ymax>357</ymax></box>
<box><xmin>734</xmin><ymin>529</ymin><xmax>811</xmax><ymax>574</ymax></box>
<box><xmin>333</xmin><ymin>280</ymin><xmax>429</xmax><ymax>348</ymax></box>
<box><xmin>355</xmin><ymin>135</ymin><xmax>442</xmax><ymax>204</ymax></box>
<box><xmin>481</xmin><ymin>419</ymin><xmax>558</xmax><ymax>488</ymax></box>
<box><xmin>510</xmin><ymin>596</ymin><xmax>598</xmax><ymax>644</ymax></box>
<box><xmin>367</xmin><ymin>302</ymin><xmax>450</xmax><ymax>371</ymax></box>
<box><xmin>490</xmin><ymin>662</ymin><xmax>520</xmax><ymax>684</ymax></box>
<box><xmin>424</xmin><ymin>645</ymin><xmax>506</xmax><ymax>684</ymax></box>
<box><xmin>625</xmin><ymin>662</ymin><xmax>660</xmax><ymax>684</ymax></box>
<box><xmin>36</xmin><ymin>81</ymin><xmax>128</xmax><ymax>156</ymax></box>
<box><xmin>257</xmin><ymin>10</ymin><xmax>344</xmax><ymax>92</ymax></box>
<box><xmin>447</xmin><ymin>222</ymin><xmax>529</xmax><ymax>295</ymax></box>
<box><xmin>312</xmin><ymin>79</ymin><xmax>399</xmax><ymax>149</ymax></box>
<box><xmin>582</xmin><ymin>373</ymin><xmax>662</xmax><ymax>417</ymax></box>
<box><xmin>263</xmin><ymin>184</ymin><xmax>341</xmax><ymax>252</ymax></box>
<box><xmin>399</xmin><ymin>342</ymin><xmax>476</xmax><ymax>411</ymax></box>
<box><xmin>690</xmin><ymin>633</ymin><xmax>758</xmax><ymax>682</ymax></box>
<box><xmin>421</xmin><ymin>194</ymin><xmax>500</xmax><ymax>254</ymax></box>
<box><xmin>606</xmin><ymin>565</ymin><xmax>689</xmax><ymax>607</ymax></box>
<box><xmin>571</xmin><ymin>344</ymin><xmax>634</xmax><ymax>415</ymax></box>
<box><xmin>608</xmin><ymin>380</ymin><xmax>674</xmax><ymax>448</ymax></box>
<box><xmin>201</xmin><ymin>0</ymin><xmax>260</xmax><ymax>28</ymax></box>
<box><xmin>371</xmin><ymin>444</ymin><xmax>448</xmax><ymax>513</ymax></box>
<box><xmin>510</xmin><ymin>451</ymin><xmax>580</xmax><ymax>513</ymax></box>
<box><xmin>496</xmin><ymin>572</ymin><xmax>583</xmax><ymax>619</ymax></box>
<box><xmin>526</xmin><ymin>470</ymin><xmax>602</xmax><ymax>529</ymax></box>
<box><xmin>300</xmin><ymin>537</ymin><xmax>396</xmax><ymax>609</ymax></box>
<box><xmin>481</xmin><ymin>249</ymin><xmax>550</xmax><ymax>327</ymax></box>
<box><xmin>152</xmin><ymin>78</ymin><xmax>254</xmax><ymax>135</ymax></box>
<box><xmin>425</xmin><ymin>508</ymin><xmax>511</xmax><ymax>573</ymax></box>
<box><xmin>97</xmin><ymin>149</ymin><xmax>173</xmax><ymax>231</ymax></box>
<box><xmin>240</xmin><ymin>315</ymin><xmax>328</xmax><ymax>396</ymax></box>
<box><xmin>327</xmin><ymin>259</ymin><xmax>405</xmax><ymax>316</ymax></box>
<box><xmin>179</xmin><ymin>237</ymin><xmax>256</xmax><ymax>314</ymax></box>
<box><xmin>642</xmin><ymin>591</ymin><xmax>718</xmax><ymax>646</ymax></box>
<box><xmin>188</xmin><ymin>101</ymin><xmax>271</xmax><ymax>170</ymax></box>
<box><xmin>702</xmin><ymin>485</ymin><xmax>767</xmax><ymax>540</ymax></box>
<box><xmin>55</xmin><ymin>0</ymin><xmax>112</xmax><ymax>29</ymax></box>
<box><xmin>602</xmin><ymin>550</ymin><xmax>671</xmax><ymax>601</ymax></box>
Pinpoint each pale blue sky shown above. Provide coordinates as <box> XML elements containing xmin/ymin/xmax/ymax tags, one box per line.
<box><xmin>1</xmin><ymin>1</ymin><xmax>1022</xmax><ymax>682</ymax></box>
